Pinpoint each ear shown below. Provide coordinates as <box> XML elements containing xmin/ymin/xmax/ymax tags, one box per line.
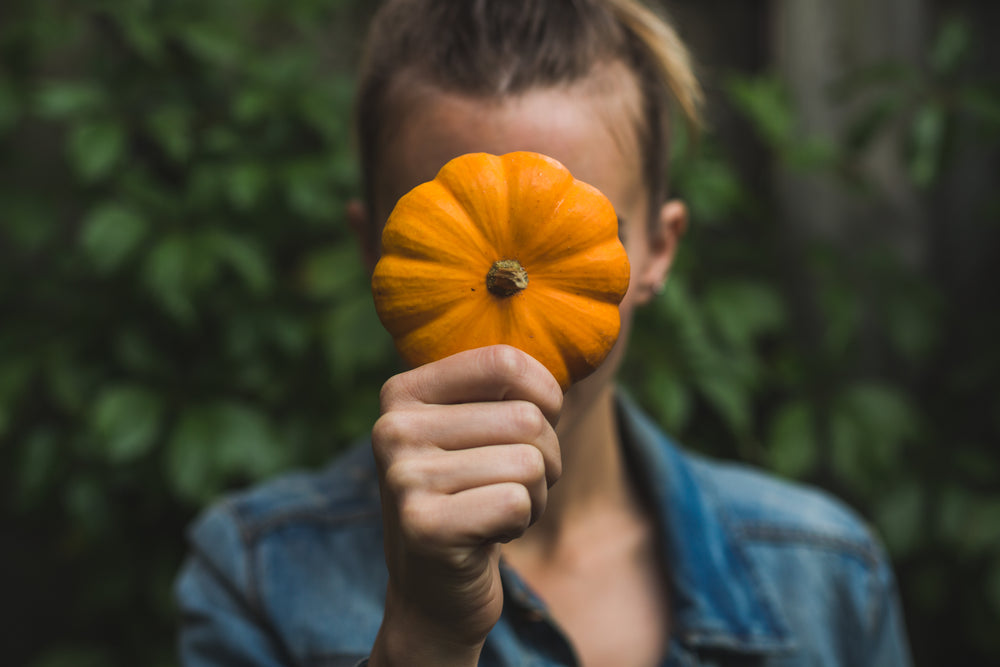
<box><xmin>346</xmin><ymin>199</ymin><xmax>379</xmax><ymax>273</ymax></box>
<box><xmin>635</xmin><ymin>199</ymin><xmax>687</xmax><ymax>305</ymax></box>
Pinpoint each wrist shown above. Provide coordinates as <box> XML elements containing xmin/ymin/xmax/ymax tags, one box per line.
<box><xmin>369</xmin><ymin>585</ymin><xmax>486</xmax><ymax>667</ymax></box>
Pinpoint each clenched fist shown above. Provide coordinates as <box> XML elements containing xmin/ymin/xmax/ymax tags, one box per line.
<box><xmin>368</xmin><ymin>345</ymin><xmax>563</xmax><ymax>667</ymax></box>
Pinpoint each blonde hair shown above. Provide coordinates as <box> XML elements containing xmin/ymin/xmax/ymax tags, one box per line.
<box><xmin>355</xmin><ymin>0</ymin><xmax>703</xmax><ymax>220</ymax></box>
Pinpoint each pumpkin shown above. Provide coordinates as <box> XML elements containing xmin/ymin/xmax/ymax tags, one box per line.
<box><xmin>371</xmin><ymin>151</ymin><xmax>630</xmax><ymax>390</ymax></box>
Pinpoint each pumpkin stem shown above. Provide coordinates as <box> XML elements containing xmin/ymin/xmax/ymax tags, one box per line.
<box><xmin>486</xmin><ymin>259</ymin><xmax>528</xmax><ymax>297</ymax></box>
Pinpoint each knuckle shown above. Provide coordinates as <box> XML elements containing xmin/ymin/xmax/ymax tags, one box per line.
<box><xmin>485</xmin><ymin>344</ymin><xmax>529</xmax><ymax>380</ymax></box>
<box><xmin>508</xmin><ymin>401</ymin><xmax>547</xmax><ymax>440</ymax></box>
<box><xmin>547</xmin><ymin>447</ymin><xmax>563</xmax><ymax>485</ymax></box>
<box><xmin>548</xmin><ymin>385</ymin><xmax>564</xmax><ymax>415</ymax></box>
<box><xmin>371</xmin><ymin>411</ymin><xmax>414</xmax><ymax>449</ymax></box>
<box><xmin>378</xmin><ymin>375</ymin><xmax>405</xmax><ymax>413</ymax></box>
<box><xmin>398</xmin><ymin>495</ymin><xmax>438</xmax><ymax>547</ymax></box>
<box><xmin>372</xmin><ymin>412</ymin><xmax>427</xmax><ymax>473</ymax></box>
<box><xmin>510</xmin><ymin>444</ymin><xmax>545</xmax><ymax>482</ymax></box>
<box><xmin>380</xmin><ymin>368</ymin><xmax>427</xmax><ymax>412</ymax></box>
<box><xmin>382</xmin><ymin>458</ymin><xmax>423</xmax><ymax>494</ymax></box>
<box><xmin>370</xmin><ymin>419</ymin><xmax>398</xmax><ymax>462</ymax></box>
<box><xmin>497</xmin><ymin>484</ymin><xmax>533</xmax><ymax>534</ymax></box>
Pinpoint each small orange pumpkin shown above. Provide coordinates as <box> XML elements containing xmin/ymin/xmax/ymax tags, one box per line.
<box><xmin>371</xmin><ymin>151</ymin><xmax>630</xmax><ymax>390</ymax></box>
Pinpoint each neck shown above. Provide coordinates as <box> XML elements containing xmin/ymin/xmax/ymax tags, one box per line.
<box><xmin>506</xmin><ymin>384</ymin><xmax>636</xmax><ymax>558</ymax></box>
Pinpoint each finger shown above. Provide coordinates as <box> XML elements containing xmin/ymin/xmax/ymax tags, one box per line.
<box><xmin>384</xmin><ymin>444</ymin><xmax>548</xmax><ymax>521</ymax></box>
<box><xmin>402</xmin><ymin>482</ymin><xmax>534</xmax><ymax>552</ymax></box>
<box><xmin>381</xmin><ymin>345</ymin><xmax>563</xmax><ymax>425</ymax></box>
<box><xmin>372</xmin><ymin>401</ymin><xmax>561</xmax><ymax>486</ymax></box>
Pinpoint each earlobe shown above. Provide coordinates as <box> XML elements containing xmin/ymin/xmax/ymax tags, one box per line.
<box><xmin>636</xmin><ymin>199</ymin><xmax>687</xmax><ymax>304</ymax></box>
<box><xmin>346</xmin><ymin>199</ymin><xmax>379</xmax><ymax>273</ymax></box>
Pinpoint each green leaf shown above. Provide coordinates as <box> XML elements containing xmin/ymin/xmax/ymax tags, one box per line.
<box><xmin>35</xmin><ymin>80</ymin><xmax>105</xmax><ymax>119</ymax></box>
<box><xmin>829</xmin><ymin>403</ymin><xmax>865</xmax><ymax>484</ymax></box>
<box><xmin>167</xmin><ymin>401</ymin><xmax>286</xmax><ymax>503</ymax></box>
<box><xmin>644</xmin><ymin>368</ymin><xmax>692</xmax><ymax>434</ymax></box>
<box><xmin>146</xmin><ymin>106</ymin><xmax>193</xmax><ymax>162</ymax></box>
<box><xmin>298</xmin><ymin>244</ymin><xmax>365</xmax><ymax>299</ymax></box>
<box><xmin>213</xmin><ymin>404</ymin><xmax>287</xmax><ymax>478</ymax></box>
<box><xmin>206</xmin><ymin>230</ymin><xmax>274</xmax><ymax>295</ymax></box>
<box><xmin>266</xmin><ymin>312</ymin><xmax>310</xmax><ymax>357</ymax></box>
<box><xmin>727</xmin><ymin>75</ymin><xmax>794</xmax><ymax>149</ymax></box>
<box><xmin>930</xmin><ymin>17</ymin><xmax>972</xmax><ymax>76</ymax></box>
<box><xmin>829</xmin><ymin>383</ymin><xmax>916</xmax><ymax>491</ymax></box>
<box><xmin>80</xmin><ymin>203</ymin><xmax>150</xmax><ymax>273</ymax></box>
<box><xmin>839</xmin><ymin>383</ymin><xmax>917</xmax><ymax>465</ymax></box>
<box><xmin>166</xmin><ymin>410</ymin><xmax>217</xmax><ymax>504</ymax></box>
<box><xmin>907</xmin><ymin>104</ymin><xmax>946</xmax><ymax>187</ymax></box>
<box><xmin>68</xmin><ymin>120</ymin><xmax>126</xmax><ymax>182</ymax></box>
<box><xmin>704</xmin><ymin>281</ymin><xmax>786</xmax><ymax>349</ymax></box>
<box><xmin>178</xmin><ymin>22</ymin><xmax>242</xmax><ymax>66</ymax></box>
<box><xmin>673</xmin><ymin>155</ymin><xmax>744</xmax><ymax>224</ymax></box>
<box><xmin>226</xmin><ymin>162</ymin><xmax>269</xmax><ymax>210</ymax></box>
<box><xmin>767</xmin><ymin>400</ymin><xmax>818</xmax><ymax>478</ymax></box>
<box><xmin>90</xmin><ymin>384</ymin><xmax>164</xmax><ymax>463</ymax></box>
<box><xmin>116</xmin><ymin>12</ymin><xmax>166</xmax><ymax>62</ymax></box>
<box><xmin>321</xmin><ymin>295</ymin><xmax>393</xmax><ymax>381</ymax></box>
<box><xmin>143</xmin><ymin>236</ymin><xmax>196</xmax><ymax>323</ymax></box>
<box><xmin>142</xmin><ymin>233</ymin><xmax>220</xmax><ymax>323</ymax></box>
<box><xmin>817</xmin><ymin>269</ymin><xmax>863</xmax><ymax>359</ymax></box>
<box><xmin>284</xmin><ymin>160</ymin><xmax>339</xmax><ymax>221</ymax></box>
<box><xmin>695</xmin><ymin>371</ymin><xmax>752</xmax><ymax>439</ymax></box>
<box><xmin>232</xmin><ymin>88</ymin><xmax>273</xmax><ymax>124</ymax></box>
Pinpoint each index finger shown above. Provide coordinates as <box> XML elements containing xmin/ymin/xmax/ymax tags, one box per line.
<box><xmin>380</xmin><ymin>345</ymin><xmax>563</xmax><ymax>425</ymax></box>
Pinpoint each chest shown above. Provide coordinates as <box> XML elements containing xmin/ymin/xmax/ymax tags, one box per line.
<box><xmin>544</xmin><ymin>560</ymin><xmax>670</xmax><ymax>666</ymax></box>
<box><xmin>506</xmin><ymin>529</ymin><xmax>671</xmax><ymax>667</ymax></box>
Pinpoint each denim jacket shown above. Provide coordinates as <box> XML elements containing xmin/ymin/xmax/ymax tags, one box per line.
<box><xmin>176</xmin><ymin>393</ymin><xmax>912</xmax><ymax>666</ymax></box>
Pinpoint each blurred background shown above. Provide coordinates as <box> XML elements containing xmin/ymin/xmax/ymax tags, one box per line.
<box><xmin>1</xmin><ymin>0</ymin><xmax>997</xmax><ymax>665</ymax></box>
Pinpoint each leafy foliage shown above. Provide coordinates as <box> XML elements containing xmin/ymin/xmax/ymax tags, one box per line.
<box><xmin>0</xmin><ymin>2</ymin><xmax>997</xmax><ymax>666</ymax></box>
<box><xmin>1</xmin><ymin>1</ymin><xmax>389</xmax><ymax>664</ymax></box>
<box><xmin>623</xmin><ymin>16</ymin><xmax>1000</xmax><ymax>665</ymax></box>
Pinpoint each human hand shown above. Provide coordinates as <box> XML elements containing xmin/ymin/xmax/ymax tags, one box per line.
<box><xmin>368</xmin><ymin>345</ymin><xmax>563</xmax><ymax>667</ymax></box>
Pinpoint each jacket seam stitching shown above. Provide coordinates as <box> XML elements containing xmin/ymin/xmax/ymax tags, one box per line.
<box><xmin>222</xmin><ymin>502</ymin><xmax>304</xmax><ymax>664</ymax></box>
<box><xmin>865</xmin><ymin>555</ymin><xmax>888</xmax><ymax>637</ymax></box>
<box><xmin>186</xmin><ymin>511</ymin><xmax>295</xmax><ymax>663</ymax></box>
<box><xmin>226</xmin><ymin>502</ymin><xmax>265</xmax><ymax>615</ymax></box>
<box><xmin>691</xmin><ymin>470</ymin><xmax>793</xmax><ymax>643</ymax></box>
<box><xmin>733</xmin><ymin>523</ymin><xmax>880</xmax><ymax>568</ymax></box>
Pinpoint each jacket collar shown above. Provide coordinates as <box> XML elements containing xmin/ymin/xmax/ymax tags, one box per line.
<box><xmin>615</xmin><ymin>392</ymin><xmax>795</xmax><ymax>655</ymax></box>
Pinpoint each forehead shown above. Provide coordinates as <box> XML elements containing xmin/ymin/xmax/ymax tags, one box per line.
<box><xmin>373</xmin><ymin>65</ymin><xmax>647</xmax><ymax>224</ymax></box>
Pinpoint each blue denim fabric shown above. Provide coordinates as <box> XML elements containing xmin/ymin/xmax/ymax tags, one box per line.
<box><xmin>176</xmin><ymin>393</ymin><xmax>912</xmax><ymax>666</ymax></box>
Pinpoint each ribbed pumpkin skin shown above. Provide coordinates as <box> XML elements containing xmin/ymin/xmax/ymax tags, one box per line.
<box><xmin>371</xmin><ymin>151</ymin><xmax>630</xmax><ymax>390</ymax></box>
